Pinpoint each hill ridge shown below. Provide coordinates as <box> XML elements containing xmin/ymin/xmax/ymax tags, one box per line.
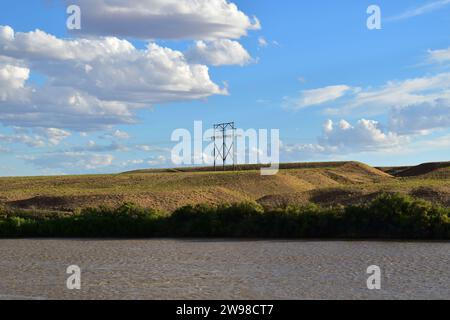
<box><xmin>1</xmin><ymin>161</ymin><xmax>448</xmax><ymax>212</ymax></box>
<box><xmin>396</xmin><ymin>161</ymin><xmax>450</xmax><ymax>177</ymax></box>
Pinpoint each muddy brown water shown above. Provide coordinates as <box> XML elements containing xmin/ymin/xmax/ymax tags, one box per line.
<box><xmin>0</xmin><ymin>240</ymin><xmax>448</xmax><ymax>300</ymax></box>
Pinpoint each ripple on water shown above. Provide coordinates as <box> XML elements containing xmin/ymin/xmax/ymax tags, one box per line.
<box><xmin>0</xmin><ymin>240</ymin><xmax>449</xmax><ymax>300</ymax></box>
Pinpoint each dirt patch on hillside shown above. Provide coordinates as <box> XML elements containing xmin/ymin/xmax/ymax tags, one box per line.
<box><xmin>6</xmin><ymin>187</ymin><xmax>250</xmax><ymax>212</ymax></box>
<box><xmin>257</xmin><ymin>186</ymin><xmax>450</xmax><ymax>209</ymax></box>
<box><xmin>257</xmin><ymin>189</ymin><xmax>376</xmax><ymax>209</ymax></box>
<box><xmin>309</xmin><ymin>188</ymin><xmax>368</xmax><ymax>206</ymax></box>
<box><xmin>409</xmin><ymin>187</ymin><xmax>450</xmax><ymax>207</ymax></box>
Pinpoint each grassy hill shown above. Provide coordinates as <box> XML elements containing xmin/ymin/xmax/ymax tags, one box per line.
<box><xmin>377</xmin><ymin>161</ymin><xmax>450</xmax><ymax>178</ymax></box>
<box><xmin>1</xmin><ymin>161</ymin><xmax>449</xmax><ymax>213</ymax></box>
<box><xmin>396</xmin><ymin>162</ymin><xmax>450</xmax><ymax>179</ymax></box>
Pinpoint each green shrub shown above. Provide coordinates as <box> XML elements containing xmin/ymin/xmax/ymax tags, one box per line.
<box><xmin>343</xmin><ymin>193</ymin><xmax>450</xmax><ymax>239</ymax></box>
<box><xmin>0</xmin><ymin>194</ymin><xmax>448</xmax><ymax>239</ymax></box>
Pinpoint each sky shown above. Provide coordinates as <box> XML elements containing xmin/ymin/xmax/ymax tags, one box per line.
<box><xmin>0</xmin><ymin>0</ymin><xmax>450</xmax><ymax>176</ymax></box>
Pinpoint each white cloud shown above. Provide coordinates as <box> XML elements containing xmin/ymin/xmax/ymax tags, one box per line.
<box><xmin>0</xmin><ymin>25</ymin><xmax>226</xmax><ymax>130</ymax></box>
<box><xmin>324</xmin><ymin>72</ymin><xmax>450</xmax><ymax>116</ymax></box>
<box><xmin>304</xmin><ymin>70</ymin><xmax>450</xmax><ymax>137</ymax></box>
<box><xmin>70</xmin><ymin>140</ymin><xmax>127</xmax><ymax>153</ymax></box>
<box><xmin>300</xmin><ymin>48</ymin><xmax>450</xmax><ymax>117</ymax></box>
<box><xmin>428</xmin><ymin>47</ymin><xmax>450</xmax><ymax>63</ymax></box>
<box><xmin>136</xmin><ymin>144</ymin><xmax>170</xmax><ymax>153</ymax></box>
<box><xmin>136</xmin><ymin>145</ymin><xmax>153</xmax><ymax>152</ymax></box>
<box><xmin>258</xmin><ymin>37</ymin><xmax>268</xmax><ymax>48</ymax></box>
<box><xmin>0</xmin><ymin>132</ymin><xmax>45</xmax><ymax>148</ymax></box>
<box><xmin>319</xmin><ymin>119</ymin><xmax>405</xmax><ymax>150</ymax></box>
<box><xmin>0</xmin><ymin>127</ymin><xmax>71</xmax><ymax>147</ymax></box>
<box><xmin>38</xmin><ymin>128</ymin><xmax>72</xmax><ymax>146</ymax></box>
<box><xmin>101</xmin><ymin>129</ymin><xmax>130</xmax><ymax>140</ymax></box>
<box><xmin>283</xmin><ymin>119</ymin><xmax>406</xmax><ymax>157</ymax></box>
<box><xmin>290</xmin><ymin>85</ymin><xmax>352</xmax><ymax>109</ymax></box>
<box><xmin>390</xmin><ymin>99</ymin><xmax>450</xmax><ymax>134</ymax></box>
<box><xmin>21</xmin><ymin>152</ymin><xmax>115</xmax><ymax>171</ymax></box>
<box><xmin>112</xmin><ymin>130</ymin><xmax>130</xmax><ymax>140</ymax></box>
<box><xmin>421</xmin><ymin>133</ymin><xmax>450</xmax><ymax>148</ymax></box>
<box><xmin>283</xmin><ymin>143</ymin><xmax>327</xmax><ymax>154</ymax></box>
<box><xmin>0</xmin><ymin>64</ymin><xmax>29</xmax><ymax>90</ymax></box>
<box><xmin>257</xmin><ymin>37</ymin><xmax>279</xmax><ymax>49</ymax></box>
<box><xmin>120</xmin><ymin>155</ymin><xmax>168</xmax><ymax>168</ymax></box>
<box><xmin>68</xmin><ymin>0</ymin><xmax>260</xmax><ymax>40</ymax></box>
<box><xmin>121</xmin><ymin>159</ymin><xmax>145</xmax><ymax>167</ymax></box>
<box><xmin>147</xmin><ymin>155</ymin><xmax>168</xmax><ymax>166</ymax></box>
<box><xmin>387</xmin><ymin>0</ymin><xmax>450</xmax><ymax>21</ymax></box>
<box><xmin>185</xmin><ymin>39</ymin><xmax>252</xmax><ymax>66</ymax></box>
<box><xmin>136</xmin><ymin>144</ymin><xmax>156</xmax><ymax>152</ymax></box>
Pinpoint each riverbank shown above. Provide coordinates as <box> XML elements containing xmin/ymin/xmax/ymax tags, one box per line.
<box><xmin>1</xmin><ymin>194</ymin><xmax>449</xmax><ymax>239</ymax></box>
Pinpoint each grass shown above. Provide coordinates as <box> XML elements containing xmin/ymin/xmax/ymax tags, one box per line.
<box><xmin>0</xmin><ymin>162</ymin><xmax>395</xmax><ymax>211</ymax></box>
<box><xmin>0</xmin><ymin>194</ymin><xmax>449</xmax><ymax>239</ymax></box>
<box><xmin>0</xmin><ymin>161</ymin><xmax>449</xmax><ymax>214</ymax></box>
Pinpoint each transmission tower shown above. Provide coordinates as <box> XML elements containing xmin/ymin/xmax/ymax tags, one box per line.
<box><xmin>212</xmin><ymin>122</ymin><xmax>236</xmax><ymax>171</ymax></box>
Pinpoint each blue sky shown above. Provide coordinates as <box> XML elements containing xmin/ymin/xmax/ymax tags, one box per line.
<box><xmin>1</xmin><ymin>0</ymin><xmax>450</xmax><ymax>176</ymax></box>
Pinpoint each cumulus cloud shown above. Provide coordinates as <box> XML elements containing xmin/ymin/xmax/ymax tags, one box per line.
<box><xmin>0</xmin><ymin>25</ymin><xmax>226</xmax><ymax>130</ymax></box>
<box><xmin>283</xmin><ymin>119</ymin><xmax>405</xmax><ymax>157</ymax></box>
<box><xmin>68</xmin><ymin>0</ymin><xmax>260</xmax><ymax>40</ymax></box>
<box><xmin>0</xmin><ymin>127</ymin><xmax>71</xmax><ymax>147</ymax></box>
<box><xmin>285</xmin><ymin>67</ymin><xmax>450</xmax><ymax>155</ymax></box>
<box><xmin>185</xmin><ymin>39</ymin><xmax>252</xmax><ymax>66</ymax></box>
<box><xmin>319</xmin><ymin>119</ymin><xmax>405</xmax><ymax>150</ymax></box>
<box><xmin>0</xmin><ymin>2</ymin><xmax>260</xmax><ymax>174</ymax></box>
<box><xmin>0</xmin><ymin>63</ymin><xmax>29</xmax><ymax>90</ymax></box>
<box><xmin>0</xmin><ymin>132</ymin><xmax>45</xmax><ymax>148</ymax></box>
<box><xmin>38</xmin><ymin>128</ymin><xmax>72</xmax><ymax>146</ymax></box>
<box><xmin>390</xmin><ymin>99</ymin><xmax>450</xmax><ymax>134</ymax></box>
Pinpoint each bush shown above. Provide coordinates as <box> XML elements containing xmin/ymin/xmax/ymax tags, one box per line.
<box><xmin>170</xmin><ymin>204</ymin><xmax>216</xmax><ymax>237</ymax></box>
<box><xmin>343</xmin><ymin>194</ymin><xmax>450</xmax><ymax>239</ymax></box>
<box><xmin>0</xmin><ymin>194</ymin><xmax>448</xmax><ymax>239</ymax></box>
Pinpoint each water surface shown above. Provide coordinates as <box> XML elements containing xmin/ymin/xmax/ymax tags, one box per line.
<box><xmin>0</xmin><ymin>240</ymin><xmax>448</xmax><ymax>300</ymax></box>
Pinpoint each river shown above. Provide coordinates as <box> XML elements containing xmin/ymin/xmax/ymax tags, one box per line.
<box><xmin>0</xmin><ymin>239</ymin><xmax>448</xmax><ymax>300</ymax></box>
